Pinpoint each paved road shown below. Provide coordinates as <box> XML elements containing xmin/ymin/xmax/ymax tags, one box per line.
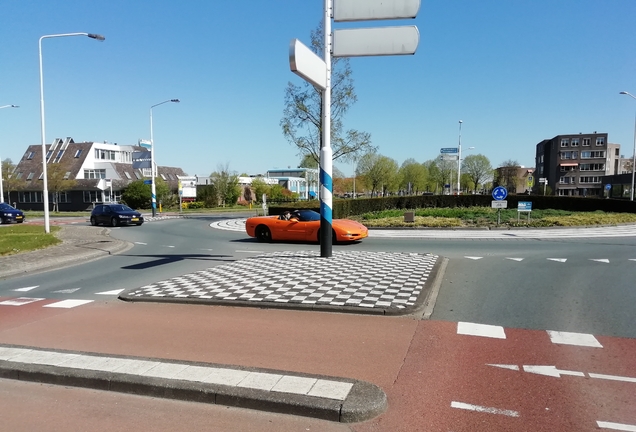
<box><xmin>0</xmin><ymin>216</ymin><xmax>634</xmax><ymax>431</ymax></box>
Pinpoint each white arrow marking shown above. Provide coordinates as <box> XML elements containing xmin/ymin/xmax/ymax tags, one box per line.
<box><xmin>96</xmin><ymin>289</ymin><xmax>125</xmax><ymax>296</ymax></box>
<box><xmin>523</xmin><ymin>365</ymin><xmax>585</xmax><ymax>378</ymax></box>
<box><xmin>597</xmin><ymin>421</ymin><xmax>636</xmax><ymax>431</ymax></box>
<box><xmin>547</xmin><ymin>258</ymin><xmax>567</xmax><ymax>262</ymax></box>
<box><xmin>53</xmin><ymin>288</ymin><xmax>81</xmax><ymax>294</ymax></box>
<box><xmin>200</xmin><ymin>248</ymin><xmax>214</xmax><ymax>251</ymax></box>
<box><xmin>589</xmin><ymin>373</ymin><xmax>636</xmax><ymax>383</ymax></box>
<box><xmin>590</xmin><ymin>259</ymin><xmax>610</xmax><ymax>263</ymax></box>
<box><xmin>451</xmin><ymin>401</ymin><xmax>519</xmax><ymax>417</ymax></box>
<box><xmin>506</xmin><ymin>258</ymin><xmax>524</xmax><ymax>262</ymax></box>
<box><xmin>134</xmin><ymin>242</ymin><xmax>147</xmax><ymax>245</ymax></box>
<box><xmin>465</xmin><ymin>256</ymin><xmax>483</xmax><ymax>260</ymax></box>
<box><xmin>13</xmin><ymin>286</ymin><xmax>39</xmax><ymax>292</ymax></box>
<box><xmin>487</xmin><ymin>364</ymin><xmax>520</xmax><ymax>371</ymax></box>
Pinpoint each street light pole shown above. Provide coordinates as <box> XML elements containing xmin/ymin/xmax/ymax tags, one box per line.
<box><xmin>0</xmin><ymin>105</ymin><xmax>19</xmax><ymax>203</ymax></box>
<box><xmin>457</xmin><ymin>120</ymin><xmax>463</xmax><ymax>194</ymax></box>
<box><xmin>620</xmin><ymin>91</ymin><xmax>636</xmax><ymax>201</ymax></box>
<box><xmin>39</xmin><ymin>32</ymin><xmax>105</xmax><ymax>233</ymax></box>
<box><xmin>149</xmin><ymin>99</ymin><xmax>179</xmax><ymax>217</ymax></box>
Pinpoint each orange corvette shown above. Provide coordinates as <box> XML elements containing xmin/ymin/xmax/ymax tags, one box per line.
<box><xmin>245</xmin><ymin>209</ymin><xmax>368</xmax><ymax>243</ymax></box>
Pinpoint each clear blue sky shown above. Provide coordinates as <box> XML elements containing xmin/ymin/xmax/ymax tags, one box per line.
<box><xmin>1</xmin><ymin>0</ymin><xmax>635</xmax><ymax>178</ymax></box>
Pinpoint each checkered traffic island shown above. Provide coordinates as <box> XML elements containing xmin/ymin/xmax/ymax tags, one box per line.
<box><xmin>120</xmin><ymin>250</ymin><xmax>440</xmax><ymax>315</ymax></box>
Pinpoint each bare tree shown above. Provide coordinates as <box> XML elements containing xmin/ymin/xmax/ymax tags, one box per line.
<box><xmin>47</xmin><ymin>163</ymin><xmax>76</xmax><ymax>212</ymax></box>
<box><xmin>281</xmin><ymin>22</ymin><xmax>376</xmax><ymax>166</ymax></box>
<box><xmin>462</xmin><ymin>154</ymin><xmax>493</xmax><ymax>193</ymax></box>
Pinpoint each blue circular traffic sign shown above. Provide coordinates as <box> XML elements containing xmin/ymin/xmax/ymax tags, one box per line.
<box><xmin>492</xmin><ymin>186</ymin><xmax>508</xmax><ymax>201</ymax></box>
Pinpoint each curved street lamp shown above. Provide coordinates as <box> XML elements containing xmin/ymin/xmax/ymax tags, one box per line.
<box><xmin>1</xmin><ymin>104</ymin><xmax>19</xmax><ymax>203</ymax></box>
<box><xmin>620</xmin><ymin>91</ymin><xmax>636</xmax><ymax>201</ymax></box>
<box><xmin>149</xmin><ymin>99</ymin><xmax>180</xmax><ymax>217</ymax></box>
<box><xmin>39</xmin><ymin>32</ymin><xmax>105</xmax><ymax>233</ymax></box>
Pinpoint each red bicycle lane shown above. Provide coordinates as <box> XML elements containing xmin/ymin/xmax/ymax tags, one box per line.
<box><xmin>354</xmin><ymin>320</ymin><xmax>636</xmax><ymax>432</ymax></box>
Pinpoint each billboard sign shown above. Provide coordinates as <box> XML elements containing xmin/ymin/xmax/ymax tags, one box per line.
<box><xmin>178</xmin><ymin>176</ymin><xmax>197</xmax><ymax>199</ymax></box>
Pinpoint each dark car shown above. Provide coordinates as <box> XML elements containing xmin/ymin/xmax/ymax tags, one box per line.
<box><xmin>0</xmin><ymin>203</ymin><xmax>25</xmax><ymax>224</ymax></box>
<box><xmin>90</xmin><ymin>204</ymin><xmax>144</xmax><ymax>227</ymax></box>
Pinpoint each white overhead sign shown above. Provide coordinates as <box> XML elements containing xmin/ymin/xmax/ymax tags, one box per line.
<box><xmin>442</xmin><ymin>155</ymin><xmax>458</xmax><ymax>161</ymax></box>
<box><xmin>289</xmin><ymin>39</ymin><xmax>327</xmax><ymax>90</ymax></box>
<box><xmin>332</xmin><ymin>26</ymin><xmax>420</xmax><ymax>57</ymax></box>
<box><xmin>333</xmin><ymin>0</ymin><xmax>421</xmax><ymax>22</ymax></box>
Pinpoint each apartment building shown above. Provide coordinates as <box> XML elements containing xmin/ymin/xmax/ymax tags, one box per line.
<box><xmin>535</xmin><ymin>133</ymin><xmax>619</xmax><ymax>196</ymax></box>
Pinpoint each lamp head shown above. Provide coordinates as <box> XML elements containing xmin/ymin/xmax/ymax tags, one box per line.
<box><xmin>87</xmin><ymin>34</ymin><xmax>105</xmax><ymax>41</ymax></box>
<box><xmin>170</xmin><ymin>99</ymin><xmax>180</xmax><ymax>103</ymax></box>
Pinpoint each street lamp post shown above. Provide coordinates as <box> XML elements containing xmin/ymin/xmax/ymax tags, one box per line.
<box><xmin>0</xmin><ymin>105</ymin><xmax>19</xmax><ymax>203</ymax></box>
<box><xmin>149</xmin><ymin>99</ymin><xmax>179</xmax><ymax>217</ymax></box>
<box><xmin>457</xmin><ymin>120</ymin><xmax>463</xmax><ymax>194</ymax></box>
<box><xmin>620</xmin><ymin>91</ymin><xmax>636</xmax><ymax>201</ymax></box>
<box><xmin>39</xmin><ymin>32</ymin><xmax>105</xmax><ymax>233</ymax></box>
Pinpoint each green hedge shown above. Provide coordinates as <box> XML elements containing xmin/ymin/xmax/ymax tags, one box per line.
<box><xmin>270</xmin><ymin>195</ymin><xmax>636</xmax><ymax>218</ymax></box>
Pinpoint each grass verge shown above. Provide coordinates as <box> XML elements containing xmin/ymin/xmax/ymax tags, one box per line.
<box><xmin>0</xmin><ymin>225</ymin><xmax>61</xmax><ymax>256</ymax></box>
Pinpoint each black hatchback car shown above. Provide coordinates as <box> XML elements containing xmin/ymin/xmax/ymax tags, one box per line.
<box><xmin>90</xmin><ymin>204</ymin><xmax>144</xmax><ymax>227</ymax></box>
<box><xmin>0</xmin><ymin>203</ymin><xmax>25</xmax><ymax>224</ymax></box>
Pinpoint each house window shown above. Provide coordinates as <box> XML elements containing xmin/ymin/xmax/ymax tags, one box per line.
<box><xmin>74</xmin><ymin>150</ymin><xmax>82</xmax><ymax>158</ymax></box>
<box><xmin>596</xmin><ymin>137</ymin><xmax>605</xmax><ymax>146</ymax></box>
<box><xmin>53</xmin><ymin>150</ymin><xmax>64</xmax><ymax>163</ymax></box>
<box><xmin>83</xmin><ymin>169</ymin><xmax>106</xmax><ymax>179</ymax></box>
<box><xmin>26</xmin><ymin>151</ymin><xmax>35</xmax><ymax>160</ymax></box>
<box><xmin>560</xmin><ymin>165</ymin><xmax>575</xmax><ymax>172</ymax></box>
<box><xmin>579</xmin><ymin>176</ymin><xmax>602</xmax><ymax>184</ymax></box>
<box><xmin>15</xmin><ymin>172</ymin><xmax>23</xmax><ymax>179</ymax></box>
<box><xmin>168</xmin><ymin>173</ymin><xmax>175</xmax><ymax>180</ymax></box>
<box><xmin>26</xmin><ymin>173</ymin><xmax>34</xmax><ymax>181</ymax></box>
<box><xmin>581</xmin><ymin>151</ymin><xmax>605</xmax><ymax>159</ymax></box>
<box><xmin>571</xmin><ymin>138</ymin><xmax>579</xmax><ymax>147</ymax></box>
<box><xmin>83</xmin><ymin>191</ymin><xmax>100</xmax><ymax>203</ymax></box>
<box><xmin>63</xmin><ymin>172</ymin><xmax>71</xmax><ymax>179</ymax></box>
<box><xmin>579</xmin><ymin>163</ymin><xmax>605</xmax><ymax>171</ymax></box>
<box><xmin>582</xmin><ymin>138</ymin><xmax>591</xmax><ymax>146</ymax></box>
<box><xmin>38</xmin><ymin>173</ymin><xmax>43</xmax><ymax>180</ymax></box>
<box><xmin>124</xmin><ymin>172</ymin><xmax>132</xmax><ymax>179</ymax></box>
<box><xmin>160</xmin><ymin>174</ymin><xmax>167</xmax><ymax>180</ymax></box>
<box><xmin>56</xmin><ymin>192</ymin><xmax>70</xmax><ymax>203</ymax></box>
<box><xmin>134</xmin><ymin>172</ymin><xmax>141</xmax><ymax>179</ymax></box>
<box><xmin>46</xmin><ymin>150</ymin><xmax>53</xmax><ymax>160</ymax></box>
<box><xmin>18</xmin><ymin>191</ymin><xmax>43</xmax><ymax>203</ymax></box>
<box><xmin>560</xmin><ymin>139</ymin><xmax>569</xmax><ymax>147</ymax></box>
<box><xmin>559</xmin><ymin>177</ymin><xmax>571</xmax><ymax>184</ymax></box>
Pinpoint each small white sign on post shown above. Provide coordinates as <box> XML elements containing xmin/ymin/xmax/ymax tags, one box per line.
<box><xmin>289</xmin><ymin>39</ymin><xmax>327</xmax><ymax>90</ymax></box>
<box><xmin>491</xmin><ymin>200</ymin><xmax>508</xmax><ymax>209</ymax></box>
<box><xmin>332</xmin><ymin>26</ymin><xmax>420</xmax><ymax>57</ymax></box>
<box><xmin>333</xmin><ymin>0</ymin><xmax>421</xmax><ymax>22</ymax></box>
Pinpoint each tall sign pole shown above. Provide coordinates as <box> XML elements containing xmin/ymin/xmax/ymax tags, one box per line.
<box><xmin>289</xmin><ymin>0</ymin><xmax>420</xmax><ymax>257</ymax></box>
<box><xmin>457</xmin><ymin>120</ymin><xmax>463</xmax><ymax>194</ymax></box>
<box><xmin>320</xmin><ymin>0</ymin><xmax>334</xmax><ymax>257</ymax></box>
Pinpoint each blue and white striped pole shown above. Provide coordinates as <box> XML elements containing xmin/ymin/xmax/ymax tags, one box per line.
<box><xmin>320</xmin><ymin>0</ymin><xmax>333</xmax><ymax>257</ymax></box>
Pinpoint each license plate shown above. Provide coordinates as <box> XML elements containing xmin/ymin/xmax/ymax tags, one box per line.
<box><xmin>16</xmin><ymin>216</ymin><xmax>22</xmax><ymax>220</ymax></box>
<box><xmin>131</xmin><ymin>218</ymin><xmax>138</xmax><ymax>222</ymax></box>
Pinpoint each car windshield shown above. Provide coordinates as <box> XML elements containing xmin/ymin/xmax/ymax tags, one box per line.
<box><xmin>294</xmin><ymin>210</ymin><xmax>320</xmax><ymax>222</ymax></box>
<box><xmin>110</xmin><ymin>205</ymin><xmax>134</xmax><ymax>212</ymax></box>
<box><xmin>0</xmin><ymin>203</ymin><xmax>16</xmax><ymax>211</ymax></box>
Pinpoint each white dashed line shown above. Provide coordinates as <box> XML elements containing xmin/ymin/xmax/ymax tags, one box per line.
<box><xmin>457</xmin><ymin>322</ymin><xmax>506</xmax><ymax>339</ymax></box>
<box><xmin>547</xmin><ymin>258</ymin><xmax>567</xmax><ymax>262</ymax></box>
<box><xmin>134</xmin><ymin>242</ymin><xmax>147</xmax><ymax>245</ymax></box>
<box><xmin>43</xmin><ymin>299</ymin><xmax>94</xmax><ymax>309</ymax></box>
<box><xmin>505</xmin><ymin>257</ymin><xmax>524</xmax><ymax>261</ymax></box>
<box><xmin>13</xmin><ymin>286</ymin><xmax>39</xmax><ymax>292</ymax></box>
<box><xmin>52</xmin><ymin>288</ymin><xmax>81</xmax><ymax>294</ymax></box>
<box><xmin>96</xmin><ymin>289</ymin><xmax>125</xmax><ymax>295</ymax></box>
<box><xmin>546</xmin><ymin>330</ymin><xmax>603</xmax><ymax>348</ymax></box>
<box><xmin>589</xmin><ymin>259</ymin><xmax>609</xmax><ymax>263</ymax></box>
<box><xmin>451</xmin><ymin>401</ymin><xmax>519</xmax><ymax>417</ymax></box>
<box><xmin>0</xmin><ymin>297</ymin><xmax>45</xmax><ymax>306</ymax></box>
<box><xmin>464</xmin><ymin>256</ymin><xmax>483</xmax><ymax>260</ymax></box>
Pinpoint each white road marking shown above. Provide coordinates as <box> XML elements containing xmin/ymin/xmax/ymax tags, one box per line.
<box><xmin>161</xmin><ymin>245</ymin><xmax>175</xmax><ymax>248</ymax></box>
<box><xmin>590</xmin><ymin>259</ymin><xmax>610</xmax><ymax>263</ymax></box>
<box><xmin>43</xmin><ymin>299</ymin><xmax>94</xmax><ymax>309</ymax></box>
<box><xmin>235</xmin><ymin>250</ymin><xmax>263</xmax><ymax>254</ymax></box>
<box><xmin>589</xmin><ymin>373</ymin><xmax>636</xmax><ymax>383</ymax></box>
<box><xmin>53</xmin><ymin>288</ymin><xmax>81</xmax><ymax>294</ymax></box>
<box><xmin>523</xmin><ymin>365</ymin><xmax>585</xmax><ymax>378</ymax></box>
<box><xmin>0</xmin><ymin>297</ymin><xmax>45</xmax><ymax>306</ymax></box>
<box><xmin>547</xmin><ymin>330</ymin><xmax>603</xmax><ymax>348</ymax></box>
<box><xmin>547</xmin><ymin>258</ymin><xmax>567</xmax><ymax>262</ymax></box>
<box><xmin>464</xmin><ymin>256</ymin><xmax>483</xmax><ymax>260</ymax></box>
<box><xmin>597</xmin><ymin>421</ymin><xmax>636</xmax><ymax>431</ymax></box>
<box><xmin>134</xmin><ymin>242</ymin><xmax>147</xmax><ymax>245</ymax></box>
<box><xmin>13</xmin><ymin>286</ymin><xmax>39</xmax><ymax>292</ymax></box>
<box><xmin>487</xmin><ymin>364</ymin><xmax>520</xmax><ymax>371</ymax></box>
<box><xmin>505</xmin><ymin>257</ymin><xmax>524</xmax><ymax>261</ymax></box>
<box><xmin>96</xmin><ymin>289</ymin><xmax>125</xmax><ymax>295</ymax></box>
<box><xmin>451</xmin><ymin>401</ymin><xmax>519</xmax><ymax>417</ymax></box>
<box><xmin>457</xmin><ymin>322</ymin><xmax>506</xmax><ymax>339</ymax></box>
<box><xmin>630</xmin><ymin>259</ymin><xmax>636</xmax><ymax>262</ymax></box>
<box><xmin>199</xmin><ymin>248</ymin><xmax>214</xmax><ymax>252</ymax></box>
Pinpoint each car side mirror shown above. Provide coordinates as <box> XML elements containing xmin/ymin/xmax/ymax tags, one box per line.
<box><xmin>289</xmin><ymin>217</ymin><xmax>299</xmax><ymax>222</ymax></box>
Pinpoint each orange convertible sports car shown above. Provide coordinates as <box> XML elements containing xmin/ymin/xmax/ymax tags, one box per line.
<box><xmin>245</xmin><ymin>209</ymin><xmax>368</xmax><ymax>243</ymax></box>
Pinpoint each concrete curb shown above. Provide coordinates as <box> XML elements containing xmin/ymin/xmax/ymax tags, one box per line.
<box><xmin>0</xmin><ymin>345</ymin><xmax>387</xmax><ymax>423</ymax></box>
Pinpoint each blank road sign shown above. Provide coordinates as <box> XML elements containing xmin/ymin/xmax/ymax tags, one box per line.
<box><xmin>289</xmin><ymin>39</ymin><xmax>327</xmax><ymax>90</ymax></box>
<box><xmin>332</xmin><ymin>26</ymin><xmax>420</xmax><ymax>57</ymax></box>
<box><xmin>333</xmin><ymin>0</ymin><xmax>421</xmax><ymax>22</ymax></box>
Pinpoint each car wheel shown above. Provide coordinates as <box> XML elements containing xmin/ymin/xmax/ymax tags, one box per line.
<box><xmin>110</xmin><ymin>217</ymin><xmax>119</xmax><ymax>227</ymax></box>
<box><xmin>255</xmin><ymin>225</ymin><xmax>272</xmax><ymax>242</ymax></box>
<box><xmin>90</xmin><ymin>216</ymin><xmax>97</xmax><ymax>226</ymax></box>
